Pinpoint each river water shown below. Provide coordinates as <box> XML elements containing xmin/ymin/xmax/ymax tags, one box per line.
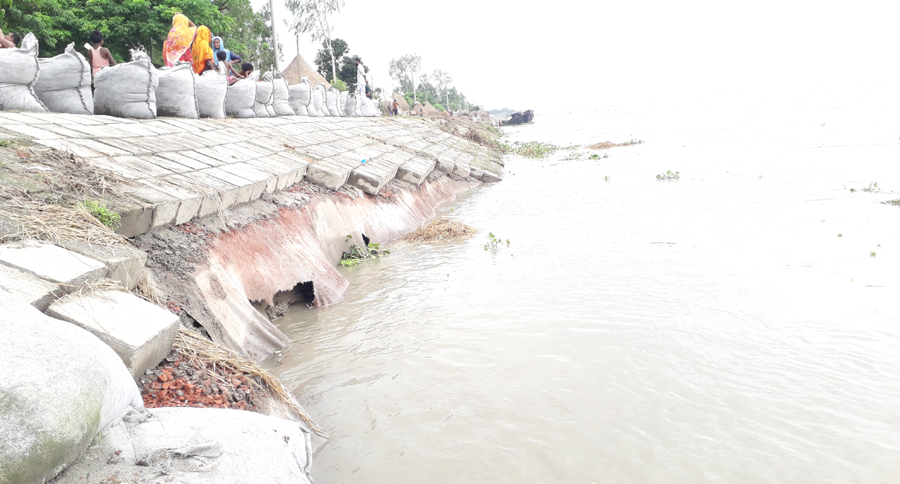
<box><xmin>264</xmin><ymin>98</ymin><xmax>900</xmax><ymax>483</ymax></box>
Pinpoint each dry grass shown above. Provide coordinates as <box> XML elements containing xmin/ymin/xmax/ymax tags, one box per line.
<box><xmin>404</xmin><ymin>217</ymin><xmax>477</xmax><ymax>242</ymax></box>
<box><xmin>24</xmin><ymin>147</ymin><xmax>133</xmax><ymax>203</ymax></box>
<box><xmin>437</xmin><ymin>117</ymin><xmax>502</xmax><ymax>152</ymax></box>
<box><xmin>173</xmin><ymin>329</ymin><xmax>326</xmax><ymax>437</ymax></box>
<box><xmin>587</xmin><ymin>140</ymin><xmax>641</xmax><ymax>150</ymax></box>
<box><xmin>0</xmin><ymin>200</ymin><xmax>128</xmax><ymax>248</ymax></box>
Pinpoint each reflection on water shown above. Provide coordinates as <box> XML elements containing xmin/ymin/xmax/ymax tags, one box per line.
<box><xmin>264</xmin><ymin>102</ymin><xmax>900</xmax><ymax>483</ymax></box>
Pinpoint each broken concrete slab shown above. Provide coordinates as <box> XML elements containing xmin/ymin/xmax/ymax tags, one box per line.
<box><xmin>0</xmin><ymin>240</ymin><xmax>107</xmax><ymax>287</ymax></box>
<box><xmin>46</xmin><ymin>289</ymin><xmax>180</xmax><ymax>380</ymax></box>
<box><xmin>60</xmin><ymin>240</ymin><xmax>147</xmax><ymax>291</ymax></box>
<box><xmin>0</xmin><ymin>262</ymin><xmax>61</xmax><ymax>311</ymax></box>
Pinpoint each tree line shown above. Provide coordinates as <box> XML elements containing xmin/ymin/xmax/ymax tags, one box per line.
<box><xmin>388</xmin><ymin>54</ymin><xmax>478</xmax><ymax>112</ymax></box>
<box><xmin>0</xmin><ymin>0</ymin><xmax>279</xmax><ymax>69</ymax></box>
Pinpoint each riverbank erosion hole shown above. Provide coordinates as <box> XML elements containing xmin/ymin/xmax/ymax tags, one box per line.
<box><xmin>251</xmin><ymin>281</ymin><xmax>316</xmax><ymax>321</ymax></box>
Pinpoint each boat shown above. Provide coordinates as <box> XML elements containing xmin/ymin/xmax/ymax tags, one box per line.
<box><xmin>500</xmin><ymin>110</ymin><xmax>534</xmax><ymax>126</ymax></box>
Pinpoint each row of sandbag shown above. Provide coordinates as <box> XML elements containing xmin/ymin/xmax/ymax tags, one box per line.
<box><xmin>0</xmin><ymin>34</ymin><xmax>93</xmax><ymax>114</ymax></box>
<box><xmin>0</xmin><ymin>33</ymin><xmax>379</xmax><ymax>119</ymax></box>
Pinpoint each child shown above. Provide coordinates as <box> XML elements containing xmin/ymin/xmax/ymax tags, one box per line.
<box><xmin>239</xmin><ymin>63</ymin><xmax>254</xmax><ymax>78</ymax></box>
<box><xmin>216</xmin><ymin>50</ymin><xmax>244</xmax><ymax>85</ymax></box>
<box><xmin>87</xmin><ymin>31</ymin><xmax>116</xmax><ymax>76</ymax></box>
<box><xmin>0</xmin><ymin>28</ymin><xmax>20</xmax><ymax>49</ymax></box>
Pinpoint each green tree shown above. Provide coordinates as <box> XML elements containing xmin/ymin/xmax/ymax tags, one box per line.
<box><xmin>389</xmin><ymin>53</ymin><xmax>420</xmax><ymax>104</ymax></box>
<box><xmin>286</xmin><ymin>0</ymin><xmax>344</xmax><ymax>84</ymax></box>
<box><xmin>313</xmin><ymin>37</ymin><xmax>356</xmax><ymax>90</ymax></box>
<box><xmin>0</xmin><ymin>0</ymin><xmax>274</xmax><ymax>68</ymax></box>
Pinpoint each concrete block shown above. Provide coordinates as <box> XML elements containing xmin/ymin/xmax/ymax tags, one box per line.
<box><xmin>115</xmin><ymin>200</ymin><xmax>154</xmax><ymax>238</ymax></box>
<box><xmin>452</xmin><ymin>163</ymin><xmax>471</xmax><ymax>178</ymax></box>
<box><xmin>482</xmin><ymin>171</ymin><xmax>501</xmax><ymax>183</ymax></box>
<box><xmin>306</xmin><ymin>162</ymin><xmax>351</xmax><ymax>191</ymax></box>
<box><xmin>61</xmin><ymin>241</ymin><xmax>147</xmax><ymax>290</ymax></box>
<box><xmin>0</xmin><ymin>263</ymin><xmax>61</xmax><ymax>311</ymax></box>
<box><xmin>46</xmin><ymin>290</ymin><xmax>180</xmax><ymax>380</ymax></box>
<box><xmin>397</xmin><ymin>156</ymin><xmax>437</xmax><ymax>186</ymax></box>
<box><xmin>469</xmin><ymin>167</ymin><xmax>485</xmax><ymax>180</ymax></box>
<box><xmin>0</xmin><ymin>240</ymin><xmax>106</xmax><ymax>286</ymax></box>
<box><xmin>129</xmin><ymin>185</ymin><xmax>181</xmax><ymax>229</ymax></box>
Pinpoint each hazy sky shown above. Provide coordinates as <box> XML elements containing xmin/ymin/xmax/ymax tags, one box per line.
<box><xmin>251</xmin><ymin>0</ymin><xmax>900</xmax><ymax>111</ymax></box>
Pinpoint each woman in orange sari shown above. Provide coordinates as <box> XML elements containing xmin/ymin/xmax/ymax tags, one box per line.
<box><xmin>191</xmin><ymin>26</ymin><xmax>215</xmax><ymax>74</ymax></box>
<box><xmin>162</xmin><ymin>13</ymin><xmax>196</xmax><ymax>67</ymax></box>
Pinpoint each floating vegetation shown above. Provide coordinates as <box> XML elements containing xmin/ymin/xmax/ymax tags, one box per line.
<box><xmin>870</xmin><ymin>251</ymin><xmax>877</xmax><ymax>258</ymax></box>
<box><xmin>656</xmin><ymin>170</ymin><xmax>681</xmax><ymax>181</ymax></box>
<box><xmin>500</xmin><ymin>141</ymin><xmax>577</xmax><ymax>159</ymax></box>
<box><xmin>850</xmin><ymin>182</ymin><xmax>880</xmax><ymax>193</ymax></box>
<box><xmin>603</xmin><ymin>176</ymin><xmax>610</xmax><ymax>182</ymax></box>
<box><xmin>340</xmin><ymin>235</ymin><xmax>389</xmax><ymax>267</ymax></box>
<box><xmin>837</xmin><ymin>233</ymin><xmax>843</xmax><ymax>237</ymax></box>
<box><xmin>883</xmin><ymin>199</ymin><xmax>900</xmax><ymax>207</ymax></box>
<box><xmin>483</xmin><ymin>232</ymin><xmax>510</xmax><ymax>251</ymax></box>
<box><xmin>404</xmin><ymin>217</ymin><xmax>477</xmax><ymax>242</ymax></box>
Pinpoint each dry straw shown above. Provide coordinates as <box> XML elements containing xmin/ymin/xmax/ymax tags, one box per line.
<box><xmin>0</xmin><ymin>200</ymin><xmax>128</xmax><ymax>248</ymax></box>
<box><xmin>173</xmin><ymin>328</ymin><xmax>326</xmax><ymax>437</ymax></box>
<box><xmin>404</xmin><ymin>217</ymin><xmax>477</xmax><ymax>242</ymax></box>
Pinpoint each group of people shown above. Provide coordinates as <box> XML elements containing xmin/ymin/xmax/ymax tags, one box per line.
<box><xmin>162</xmin><ymin>13</ymin><xmax>251</xmax><ymax>85</ymax></box>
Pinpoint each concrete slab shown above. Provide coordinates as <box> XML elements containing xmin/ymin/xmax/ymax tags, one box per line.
<box><xmin>46</xmin><ymin>290</ymin><xmax>180</xmax><ymax>380</ymax></box>
<box><xmin>397</xmin><ymin>156</ymin><xmax>437</xmax><ymax>186</ymax></box>
<box><xmin>60</xmin><ymin>240</ymin><xmax>147</xmax><ymax>291</ymax></box>
<box><xmin>469</xmin><ymin>167</ymin><xmax>485</xmax><ymax>180</ymax></box>
<box><xmin>0</xmin><ymin>240</ymin><xmax>107</xmax><ymax>286</ymax></box>
<box><xmin>0</xmin><ymin>263</ymin><xmax>61</xmax><ymax>311</ymax></box>
<box><xmin>452</xmin><ymin>162</ymin><xmax>471</xmax><ymax>178</ymax></box>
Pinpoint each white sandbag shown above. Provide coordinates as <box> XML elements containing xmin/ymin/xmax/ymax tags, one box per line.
<box><xmin>195</xmin><ymin>71</ymin><xmax>227</xmax><ymax>119</ymax></box>
<box><xmin>288</xmin><ymin>78</ymin><xmax>311</xmax><ymax>116</ymax></box>
<box><xmin>253</xmin><ymin>79</ymin><xmax>274</xmax><ymax>117</ymax></box>
<box><xmin>0</xmin><ymin>33</ymin><xmax>48</xmax><ymax>112</ymax></box>
<box><xmin>340</xmin><ymin>91</ymin><xmax>349</xmax><ymax>116</ymax></box>
<box><xmin>326</xmin><ymin>87</ymin><xmax>342</xmax><ymax>116</ymax></box>
<box><xmin>312</xmin><ymin>83</ymin><xmax>328</xmax><ymax>116</ymax></box>
<box><xmin>344</xmin><ymin>93</ymin><xmax>357</xmax><ymax>116</ymax></box>
<box><xmin>271</xmin><ymin>73</ymin><xmax>295</xmax><ymax>116</ymax></box>
<box><xmin>33</xmin><ymin>42</ymin><xmax>93</xmax><ymax>115</ymax></box>
<box><xmin>360</xmin><ymin>95</ymin><xmax>379</xmax><ymax>117</ymax></box>
<box><xmin>224</xmin><ymin>71</ymin><xmax>257</xmax><ymax>118</ymax></box>
<box><xmin>0</xmin><ymin>295</ymin><xmax>144</xmax><ymax>484</ymax></box>
<box><xmin>156</xmin><ymin>64</ymin><xmax>198</xmax><ymax>119</ymax></box>
<box><xmin>93</xmin><ymin>51</ymin><xmax>158</xmax><ymax>119</ymax></box>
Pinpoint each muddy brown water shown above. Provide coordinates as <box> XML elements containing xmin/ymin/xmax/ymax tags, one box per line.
<box><xmin>263</xmin><ymin>101</ymin><xmax>900</xmax><ymax>483</ymax></box>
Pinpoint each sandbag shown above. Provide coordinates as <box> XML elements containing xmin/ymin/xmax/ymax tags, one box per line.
<box><xmin>93</xmin><ymin>51</ymin><xmax>158</xmax><ymax>119</ymax></box>
<box><xmin>344</xmin><ymin>92</ymin><xmax>357</xmax><ymax>116</ymax></box>
<box><xmin>52</xmin><ymin>408</ymin><xmax>314</xmax><ymax>484</ymax></box>
<box><xmin>253</xmin><ymin>79</ymin><xmax>274</xmax><ymax>117</ymax></box>
<box><xmin>224</xmin><ymin>71</ymin><xmax>258</xmax><ymax>118</ymax></box>
<box><xmin>360</xmin><ymin>95</ymin><xmax>378</xmax><ymax>117</ymax></box>
<box><xmin>0</xmin><ymin>33</ymin><xmax>48</xmax><ymax>112</ymax></box>
<box><xmin>312</xmin><ymin>83</ymin><xmax>328</xmax><ymax>116</ymax></box>
<box><xmin>271</xmin><ymin>74</ymin><xmax>295</xmax><ymax>116</ymax></box>
<box><xmin>288</xmin><ymin>78</ymin><xmax>311</xmax><ymax>116</ymax></box>
<box><xmin>340</xmin><ymin>91</ymin><xmax>349</xmax><ymax>116</ymax></box>
<box><xmin>325</xmin><ymin>87</ymin><xmax>342</xmax><ymax>116</ymax></box>
<box><xmin>0</xmin><ymin>295</ymin><xmax>144</xmax><ymax>484</ymax></box>
<box><xmin>195</xmin><ymin>71</ymin><xmax>227</xmax><ymax>119</ymax></box>
<box><xmin>156</xmin><ymin>64</ymin><xmax>199</xmax><ymax>118</ymax></box>
<box><xmin>33</xmin><ymin>42</ymin><xmax>93</xmax><ymax>115</ymax></box>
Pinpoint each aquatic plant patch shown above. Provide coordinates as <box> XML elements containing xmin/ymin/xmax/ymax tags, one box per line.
<box><xmin>500</xmin><ymin>141</ymin><xmax>576</xmax><ymax>159</ymax></box>
<box><xmin>656</xmin><ymin>170</ymin><xmax>680</xmax><ymax>181</ymax></box>
<box><xmin>340</xmin><ymin>235</ymin><xmax>390</xmax><ymax>267</ymax></box>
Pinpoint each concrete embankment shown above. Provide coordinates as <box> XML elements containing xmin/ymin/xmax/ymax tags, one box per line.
<box><xmin>0</xmin><ymin>112</ymin><xmax>503</xmax><ymax>484</ymax></box>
